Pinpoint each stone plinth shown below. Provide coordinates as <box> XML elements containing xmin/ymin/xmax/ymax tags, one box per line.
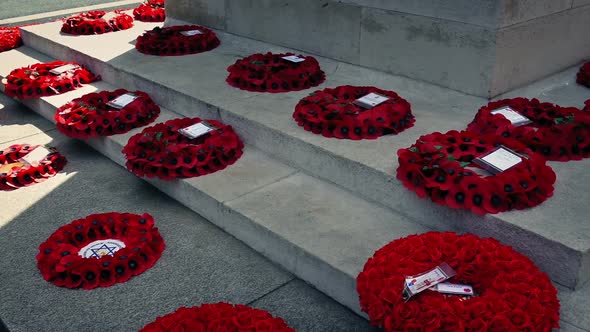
<box><xmin>165</xmin><ymin>0</ymin><xmax>590</xmax><ymax>97</ymax></box>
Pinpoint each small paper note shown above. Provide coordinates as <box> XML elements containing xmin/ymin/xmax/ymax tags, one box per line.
<box><xmin>0</xmin><ymin>162</ymin><xmax>24</xmax><ymax>173</ymax></box>
<box><xmin>282</xmin><ymin>55</ymin><xmax>306</xmax><ymax>63</ymax></box>
<box><xmin>402</xmin><ymin>262</ymin><xmax>456</xmax><ymax>302</ymax></box>
<box><xmin>107</xmin><ymin>93</ymin><xmax>138</xmax><ymax>109</ymax></box>
<box><xmin>179</xmin><ymin>121</ymin><xmax>216</xmax><ymax>139</ymax></box>
<box><xmin>430</xmin><ymin>282</ymin><xmax>474</xmax><ymax>296</ymax></box>
<box><xmin>476</xmin><ymin>146</ymin><xmax>523</xmax><ymax>173</ymax></box>
<box><xmin>49</xmin><ymin>64</ymin><xmax>79</xmax><ymax>75</ymax></box>
<box><xmin>20</xmin><ymin>146</ymin><xmax>52</xmax><ymax>165</ymax></box>
<box><xmin>354</xmin><ymin>93</ymin><xmax>390</xmax><ymax>109</ymax></box>
<box><xmin>180</xmin><ymin>30</ymin><xmax>203</xmax><ymax>36</ymax></box>
<box><xmin>491</xmin><ymin>106</ymin><xmax>532</xmax><ymax>126</ymax></box>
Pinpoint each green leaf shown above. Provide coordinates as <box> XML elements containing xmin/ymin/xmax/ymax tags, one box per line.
<box><xmin>155</xmin><ymin>132</ymin><xmax>163</xmax><ymax>141</ymax></box>
<box><xmin>447</xmin><ymin>155</ymin><xmax>456</xmax><ymax>161</ymax></box>
<box><xmin>435</xmin><ymin>145</ymin><xmax>443</xmax><ymax>150</ymax></box>
<box><xmin>553</xmin><ymin>115</ymin><xmax>575</xmax><ymax>125</ymax></box>
<box><xmin>459</xmin><ymin>161</ymin><xmax>471</xmax><ymax>167</ymax></box>
<box><xmin>409</xmin><ymin>147</ymin><xmax>419</xmax><ymax>153</ymax></box>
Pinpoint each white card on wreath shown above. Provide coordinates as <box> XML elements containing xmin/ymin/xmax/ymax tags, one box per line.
<box><xmin>477</xmin><ymin>147</ymin><xmax>522</xmax><ymax>173</ymax></box>
<box><xmin>282</xmin><ymin>55</ymin><xmax>306</xmax><ymax>63</ymax></box>
<box><xmin>20</xmin><ymin>146</ymin><xmax>52</xmax><ymax>165</ymax></box>
<box><xmin>180</xmin><ymin>30</ymin><xmax>203</xmax><ymax>36</ymax></box>
<box><xmin>179</xmin><ymin>121</ymin><xmax>216</xmax><ymax>139</ymax></box>
<box><xmin>491</xmin><ymin>106</ymin><xmax>532</xmax><ymax>126</ymax></box>
<box><xmin>107</xmin><ymin>93</ymin><xmax>138</xmax><ymax>109</ymax></box>
<box><xmin>49</xmin><ymin>64</ymin><xmax>79</xmax><ymax>75</ymax></box>
<box><xmin>353</xmin><ymin>93</ymin><xmax>390</xmax><ymax>109</ymax></box>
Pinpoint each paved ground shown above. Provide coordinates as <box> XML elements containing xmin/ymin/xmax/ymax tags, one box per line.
<box><xmin>0</xmin><ymin>0</ymin><xmax>126</xmax><ymax>20</ymax></box>
<box><xmin>0</xmin><ymin>93</ymin><xmax>375</xmax><ymax>331</ymax></box>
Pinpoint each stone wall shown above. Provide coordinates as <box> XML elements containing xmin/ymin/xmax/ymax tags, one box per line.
<box><xmin>166</xmin><ymin>0</ymin><xmax>590</xmax><ymax>97</ymax></box>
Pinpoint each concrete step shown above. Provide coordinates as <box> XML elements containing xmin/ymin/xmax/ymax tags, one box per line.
<box><xmin>14</xmin><ymin>15</ymin><xmax>590</xmax><ymax>290</ymax></box>
<box><xmin>0</xmin><ymin>46</ymin><xmax>432</xmax><ymax>317</ymax></box>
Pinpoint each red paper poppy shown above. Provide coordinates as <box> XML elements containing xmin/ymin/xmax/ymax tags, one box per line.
<box><xmin>135</xmin><ymin>25</ymin><xmax>220</xmax><ymax>56</ymax></box>
<box><xmin>2</xmin><ymin>60</ymin><xmax>99</xmax><ymax>99</ymax></box>
<box><xmin>584</xmin><ymin>99</ymin><xmax>590</xmax><ymax>112</ymax></box>
<box><xmin>0</xmin><ymin>26</ymin><xmax>22</xmax><ymax>52</ymax></box>
<box><xmin>467</xmin><ymin>98</ymin><xmax>590</xmax><ymax>161</ymax></box>
<box><xmin>54</xmin><ymin>89</ymin><xmax>160</xmax><ymax>139</ymax></box>
<box><xmin>122</xmin><ymin>117</ymin><xmax>244</xmax><ymax>180</ymax></box>
<box><xmin>357</xmin><ymin>231</ymin><xmax>560</xmax><ymax>332</ymax></box>
<box><xmin>61</xmin><ymin>10</ymin><xmax>133</xmax><ymax>35</ymax></box>
<box><xmin>36</xmin><ymin>212</ymin><xmax>165</xmax><ymax>289</ymax></box>
<box><xmin>396</xmin><ymin>130</ymin><xmax>556</xmax><ymax>215</ymax></box>
<box><xmin>0</xmin><ymin>144</ymin><xmax>67</xmax><ymax>191</ymax></box>
<box><xmin>140</xmin><ymin>303</ymin><xmax>295</xmax><ymax>332</ymax></box>
<box><xmin>226</xmin><ymin>52</ymin><xmax>325</xmax><ymax>93</ymax></box>
<box><xmin>293</xmin><ymin>85</ymin><xmax>414</xmax><ymax>140</ymax></box>
<box><xmin>133</xmin><ymin>0</ymin><xmax>165</xmax><ymax>22</ymax></box>
<box><xmin>577</xmin><ymin>61</ymin><xmax>590</xmax><ymax>88</ymax></box>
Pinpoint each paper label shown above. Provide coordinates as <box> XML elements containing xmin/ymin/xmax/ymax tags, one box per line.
<box><xmin>430</xmin><ymin>282</ymin><xmax>474</xmax><ymax>296</ymax></box>
<box><xmin>0</xmin><ymin>162</ymin><xmax>24</xmax><ymax>173</ymax></box>
<box><xmin>179</xmin><ymin>121</ymin><xmax>216</xmax><ymax>139</ymax></box>
<box><xmin>49</xmin><ymin>64</ymin><xmax>79</xmax><ymax>75</ymax></box>
<box><xmin>180</xmin><ymin>30</ymin><xmax>203</xmax><ymax>36</ymax></box>
<box><xmin>20</xmin><ymin>146</ymin><xmax>52</xmax><ymax>165</ymax></box>
<box><xmin>78</xmin><ymin>239</ymin><xmax>126</xmax><ymax>259</ymax></box>
<box><xmin>107</xmin><ymin>93</ymin><xmax>138</xmax><ymax>109</ymax></box>
<box><xmin>479</xmin><ymin>147</ymin><xmax>522</xmax><ymax>172</ymax></box>
<box><xmin>491</xmin><ymin>106</ymin><xmax>532</xmax><ymax>126</ymax></box>
<box><xmin>282</xmin><ymin>55</ymin><xmax>306</xmax><ymax>63</ymax></box>
<box><xmin>354</xmin><ymin>93</ymin><xmax>390</xmax><ymax>109</ymax></box>
<box><xmin>403</xmin><ymin>262</ymin><xmax>456</xmax><ymax>301</ymax></box>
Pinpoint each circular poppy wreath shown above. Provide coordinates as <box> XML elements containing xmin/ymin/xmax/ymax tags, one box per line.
<box><xmin>122</xmin><ymin>117</ymin><xmax>244</xmax><ymax>180</ymax></box>
<box><xmin>466</xmin><ymin>98</ymin><xmax>590</xmax><ymax>161</ymax></box>
<box><xmin>140</xmin><ymin>303</ymin><xmax>295</xmax><ymax>332</ymax></box>
<box><xmin>37</xmin><ymin>212</ymin><xmax>165</xmax><ymax>289</ymax></box>
<box><xmin>133</xmin><ymin>0</ymin><xmax>165</xmax><ymax>22</ymax></box>
<box><xmin>226</xmin><ymin>52</ymin><xmax>326</xmax><ymax>93</ymax></box>
<box><xmin>397</xmin><ymin>130</ymin><xmax>556</xmax><ymax>215</ymax></box>
<box><xmin>293</xmin><ymin>85</ymin><xmax>415</xmax><ymax>140</ymax></box>
<box><xmin>61</xmin><ymin>10</ymin><xmax>134</xmax><ymax>35</ymax></box>
<box><xmin>0</xmin><ymin>144</ymin><xmax>67</xmax><ymax>191</ymax></box>
<box><xmin>0</xmin><ymin>26</ymin><xmax>22</xmax><ymax>53</ymax></box>
<box><xmin>54</xmin><ymin>89</ymin><xmax>160</xmax><ymax>139</ymax></box>
<box><xmin>577</xmin><ymin>61</ymin><xmax>590</xmax><ymax>88</ymax></box>
<box><xmin>135</xmin><ymin>25</ymin><xmax>220</xmax><ymax>56</ymax></box>
<box><xmin>357</xmin><ymin>231</ymin><xmax>560</xmax><ymax>331</ymax></box>
<box><xmin>2</xmin><ymin>60</ymin><xmax>98</xmax><ymax>99</ymax></box>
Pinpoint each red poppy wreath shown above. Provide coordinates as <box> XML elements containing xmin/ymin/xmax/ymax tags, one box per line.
<box><xmin>397</xmin><ymin>130</ymin><xmax>556</xmax><ymax>214</ymax></box>
<box><xmin>140</xmin><ymin>303</ymin><xmax>295</xmax><ymax>332</ymax></box>
<box><xmin>3</xmin><ymin>60</ymin><xmax>98</xmax><ymax>99</ymax></box>
<box><xmin>293</xmin><ymin>85</ymin><xmax>414</xmax><ymax>140</ymax></box>
<box><xmin>0</xmin><ymin>26</ymin><xmax>22</xmax><ymax>52</ymax></box>
<box><xmin>357</xmin><ymin>231</ymin><xmax>560</xmax><ymax>331</ymax></box>
<box><xmin>226</xmin><ymin>52</ymin><xmax>326</xmax><ymax>93</ymax></box>
<box><xmin>37</xmin><ymin>212</ymin><xmax>165</xmax><ymax>290</ymax></box>
<box><xmin>122</xmin><ymin>117</ymin><xmax>244</xmax><ymax>180</ymax></box>
<box><xmin>135</xmin><ymin>25</ymin><xmax>220</xmax><ymax>56</ymax></box>
<box><xmin>61</xmin><ymin>10</ymin><xmax>133</xmax><ymax>35</ymax></box>
<box><xmin>466</xmin><ymin>98</ymin><xmax>590</xmax><ymax>161</ymax></box>
<box><xmin>577</xmin><ymin>61</ymin><xmax>590</xmax><ymax>88</ymax></box>
<box><xmin>54</xmin><ymin>89</ymin><xmax>160</xmax><ymax>139</ymax></box>
<box><xmin>133</xmin><ymin>0</ymin><xmax>165</xmax><ymax>22</ymax></box>
<box><xmin>0</xmin><ymin>144</ymin><xmax>67</xmax><ymax>191</ymax></box>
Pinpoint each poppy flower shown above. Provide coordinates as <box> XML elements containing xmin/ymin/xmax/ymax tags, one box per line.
<box><xmin>576</xmin><ymin>62</ymin><xmax>590</xmax><ymax>88</ymax></box>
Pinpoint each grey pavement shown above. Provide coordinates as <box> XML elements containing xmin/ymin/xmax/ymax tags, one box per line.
<box><xmin>0</xmin><ymin>0</ymin><xmax>127</xmax><ymax>20</ymax></box>
<box><xmin>0</xmin><ymin>94</ymin><xmax>372</xmax><ymax>331</ymax></box>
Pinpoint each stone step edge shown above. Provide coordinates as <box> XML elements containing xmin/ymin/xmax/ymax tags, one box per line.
<box><xmin>0</xmin><ymin>67</ymin><xmax>420</xmax><ymax>317</ymax></box>
<box><xmin>17</xmin><ymin>22</ymin><xmax>590</xmax><ymax>290</ymax></box>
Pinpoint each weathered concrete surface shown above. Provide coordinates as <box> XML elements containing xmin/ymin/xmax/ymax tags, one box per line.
<box><xmin>165</xmin><ymin>0</ymin><xmax>590</xmax><ymax>97</ymax></box>
<box><xmin>15</xmin><ymin>18</ymin><xmax>590</xmax><ymax>289</ymax></box>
